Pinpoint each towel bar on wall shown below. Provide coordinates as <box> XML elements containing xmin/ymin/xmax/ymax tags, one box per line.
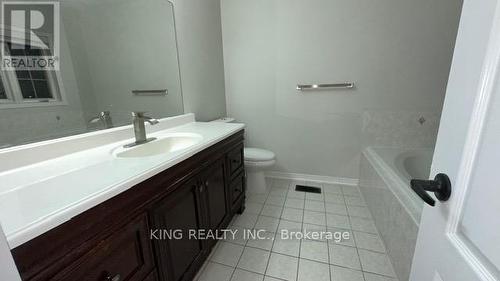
<box><xmin>296</xmin><ymin>82</ymin><xmax>355</xmax><ymax>91</ymax></box>
<box><xmin>132</xmin><ymin>89</ymin><xmax>168</xmax><ymax>96</ymax></box>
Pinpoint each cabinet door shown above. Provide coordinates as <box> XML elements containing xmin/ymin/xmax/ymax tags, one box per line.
<box><xmin>202</xmin><ymin>158</ymin><xmax>229</xmax><ymax>232</ymax></box>
<box><xmin>151</xmin><ymin>178</ymin><xmax>206</xmax><ymax>281</ymax></box>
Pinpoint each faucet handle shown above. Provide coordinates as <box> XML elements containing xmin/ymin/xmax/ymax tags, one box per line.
<box><xmin>99</xmin><ymin>111</ymin><xmax>111</xmax><ymax>117</ymax></box>
<box><xmin>131</xmin><ymin>111</ymin><xmax>159</xmax><ymax>125</ymax></box>
<box><xmin>88</xmin><ymin>111</ymin><xmax>113</xmax><ymax>129</ymax></box>
<box><xmin>89</xmin><ymin>111</ymin><xmax>110</xmax><ymax>123</ymax></box>
<box><xmin>131</xmin><ymin>111</ymin><xmax>147</xmax><ymax>118</ymax></box>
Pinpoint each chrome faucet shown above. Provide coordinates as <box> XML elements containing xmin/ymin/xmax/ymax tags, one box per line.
<box><xmin>124</xmin><ymin>112</ymin><xmax>159</xmax><ymax>148</ymax></box>
<box><xmin>88</xmin><ymin>111</ymin><xmax>113</xmax><ymax>129</ymax></box>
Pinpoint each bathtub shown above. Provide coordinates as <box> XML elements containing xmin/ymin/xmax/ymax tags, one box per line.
<box><xmin>359</xmin><ymin>147</ymin><xmax>433</xmax><ymax>281</ymax></box>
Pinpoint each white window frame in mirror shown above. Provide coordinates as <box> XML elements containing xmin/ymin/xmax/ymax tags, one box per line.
<box><xmin>0</xmin><ymin>25</ymin><xmax>67</xmax><ymax>109</ymax></box>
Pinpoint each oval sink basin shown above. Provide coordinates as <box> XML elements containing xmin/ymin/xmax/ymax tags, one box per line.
<box><xmin>114</xmin><ymin>133</ymin><xmax>203</xmax><ymax>158</ymax></box>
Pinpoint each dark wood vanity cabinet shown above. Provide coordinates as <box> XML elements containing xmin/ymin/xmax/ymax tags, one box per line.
<box><xmin>152</xmin><ymin>158</ymin><xmax>232</xmax><ymax>281</ymax></box>
<box><xmin>11</xmin><ymin>130</ymin><xmax>245</xmax><ymax>281</ymax></box>
<box><xmin>151</xmin><ymin>177</ymin><xmax>206</xmax><ymax>281</ymax></box>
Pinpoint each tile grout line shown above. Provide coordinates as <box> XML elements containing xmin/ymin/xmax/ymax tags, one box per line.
<box><xmin>352</xmin><ymin>188</ymin><xmax>391</xmax><ymax>259</ymax></box>
<box><xmin>345</xmin><ymin>186</ymin><xmax>399</xmax><ymax>279</ymax></box>
<box><xmin>263</xmin><ymin>178</ymin><xmax>290</xmax><ymax>280</ymax></box>
<box><xmin>261</xmin><ymin>211</ymin><xmax>381</xmax><ymax>236</ymax></box>
<box><xmin>256</xmin><ymin>179</ymin><xmax>275</xmax><ymax>279</ymax></box>
<box><xmin>209</xmin><ymin>255</ymin><xmax>394</xmax><ymax>277</ymax></box>
<box><xmin>320</xmin><ymin>182</ymin><xmax>333</xmax><ymax>281</ymax></box>
<box><xmin>209</xmin><ymin>256</ymin><xmax>398</xmax><ymax>281</ymax></box>
<box><xmin>296</xmin><ymin>180</ymin><xmax>307</xmax><ymax>281</ymax></box>
<box><xmin>239</xmin><ymin>193</ymin><xmax>389</xmax><ymax>251</ymax></box>
<box><xmin>224</xmin><ymin>235</ymin><xmax>390</xmax><ymax>265</ymax></box>
<box><xmin>209</xmin><ymin>178</ymin><xmax>394</xmax><ymax>281</ymax></box>
<box><xmin>227</xmin><ymin>242</ymin><xmax>245</xmax><ymax>281</ymax></box>
<box><xmin>259</xmin><ymin>205</ymin><xmax>377</xmax><ymax>222</ymax></box>
<box><xmin>230</xmin><ymin>178</ymin><xmax>273</xmax><ymax>280</ymax></box>
<box><xmin>341</xmin><ymin>185</ymin><xmax>368</xmax><ymax>281</ymax></box>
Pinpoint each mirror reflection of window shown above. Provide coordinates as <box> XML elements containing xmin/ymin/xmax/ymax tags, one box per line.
<box><xmin>0</xmin><ymin>43</ymin><xmax>62</xmax><ymax>105</ymax></box>
<box><xmin>0</xmin><ymin>79</ymin><xmax>6</xmax><ymax>100</ymax></box>
<box><xmin>16</xmin><ymin>70</ymin><xmax>54</xmax><ymax>100</ymax></box>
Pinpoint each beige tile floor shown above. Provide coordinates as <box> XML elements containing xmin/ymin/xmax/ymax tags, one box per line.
<box><xmin>194</xmin><ymin>178</ymin><xmax>399</xmax><ymax>281</ymax></box>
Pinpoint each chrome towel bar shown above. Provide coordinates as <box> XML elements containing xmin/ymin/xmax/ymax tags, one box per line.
<box><xmin>296</xmin><ymin>82</ymin><xmax>355</xmax><ymax>91</ymax></box>
<box><xmin>132</xmin><ymin>89</ymin><xmax>168</xmax><ymax>96</ymax></box>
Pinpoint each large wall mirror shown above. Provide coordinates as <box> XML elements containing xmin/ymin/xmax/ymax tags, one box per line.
<box><xmin>0</xmin><ymin>0</ymin><xmax>183</xmax><ymax>148</ymax></box>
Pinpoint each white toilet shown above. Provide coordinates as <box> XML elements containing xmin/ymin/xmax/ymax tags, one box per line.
<box><xmin>244</xmin><ymin>147</ymin><xmax>275</xmax><ymax>193</ymax></box>
<box><xmin>211</xmin><ymin>118</ymin><xmax>276</xmax><ymax>194</ymax></box>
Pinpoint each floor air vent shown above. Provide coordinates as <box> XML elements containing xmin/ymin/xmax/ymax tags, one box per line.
<box><xmin>295</xmin><ymin>185</ymin><xmax>322</xmax><ymax>194</ymax></box>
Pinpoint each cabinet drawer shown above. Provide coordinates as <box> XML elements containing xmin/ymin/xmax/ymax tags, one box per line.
<box><xmin>228</xmin><ymin>144</ymin><xmax>244</xmax><ymax>177</ymax></box>
<box><xmin>55</xmin><ymin>214</ymin><xmax>154</xmax><ymax>281</ymax></box>
<box><xmin>231</xmin><ymin>171</ymin><xmax>245</xmax><ymax>203</ymax></box>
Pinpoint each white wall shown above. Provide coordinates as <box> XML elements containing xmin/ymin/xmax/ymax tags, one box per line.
<box><xmin>172</xmin><ymin>0</ymin><xmax>227</xmax><ymax>122</ymax></box>
<box><xmin>221</xmin><ymin>0</ymin><xmax>462</xmax><ymax>179</ymax></box>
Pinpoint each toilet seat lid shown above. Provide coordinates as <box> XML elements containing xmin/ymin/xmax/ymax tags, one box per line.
<box><xmin>244</xmin><ymin>148</ymin><xmax>275</xmax><ymax>161</ymax></box>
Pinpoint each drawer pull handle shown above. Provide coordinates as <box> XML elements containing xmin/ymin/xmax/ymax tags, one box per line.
<box><xmin>105</xmin><ymin>274</ymin><xmax>121</xmax><ymax>281</ymax></box>
<box><xmin>232</xmin><ymin>159</ymin><xmax>240</xmax><ymax>164</ymax></box>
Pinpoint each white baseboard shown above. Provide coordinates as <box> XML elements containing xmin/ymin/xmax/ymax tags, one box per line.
<box><xmin>265</xmin><ymin>171</ymin><xmax>359</xmax><ymax>186</ymax></box>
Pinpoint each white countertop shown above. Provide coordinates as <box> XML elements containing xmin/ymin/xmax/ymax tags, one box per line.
<box><xmin>0</xmin><ymin>117</ymin><xmax>244</xmax><ymax>248</ymax></box>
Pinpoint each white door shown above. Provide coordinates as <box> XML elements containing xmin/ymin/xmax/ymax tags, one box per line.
<box><xmin>410</xmin><ymin>0</ymin><xmax>500</xmax><ymax>280</ymax></box>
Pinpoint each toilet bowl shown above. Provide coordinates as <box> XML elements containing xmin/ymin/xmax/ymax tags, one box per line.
<box><xmin>210</xmin><ymin>117</ymin><xmax>276</xmax><ymax>194</ymax></box>
<box><xmin>244</xmin><ymin>148</ymin><xmax>275</xmax><ymax>194</ymax></box>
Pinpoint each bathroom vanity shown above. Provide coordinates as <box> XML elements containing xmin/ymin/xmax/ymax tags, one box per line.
<box><xmin>0</xmin><ymin>115</ymin><xmax>245</xmax><ymax>281</ymax></box>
